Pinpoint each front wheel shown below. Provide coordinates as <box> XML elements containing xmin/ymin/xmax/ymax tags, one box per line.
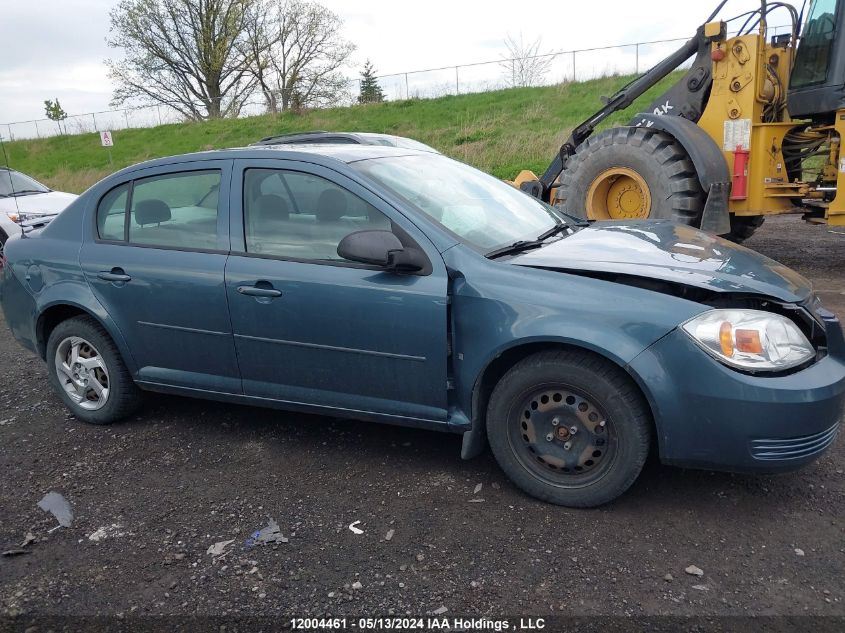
<box><xmin>556</xmin><ymin>127</ymin><xmax>705</xmax><ymax>225</ymax></box>
<box><xmin>486</xmin><ymin>350</ymin><xmax>651</xmax><ymax>507</ymax></box>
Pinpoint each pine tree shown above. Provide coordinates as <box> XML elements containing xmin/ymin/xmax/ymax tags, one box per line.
<box><xmin>358</xmin><ymin>60</ymin><xmax>385</xmax><ymax>104</ymax></box>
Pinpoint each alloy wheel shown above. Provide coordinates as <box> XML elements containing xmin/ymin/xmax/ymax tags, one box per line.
<box><xmin>54</xmin><ymin>336</ymin><xmax>110</xmax><ymax>411</ymax></box>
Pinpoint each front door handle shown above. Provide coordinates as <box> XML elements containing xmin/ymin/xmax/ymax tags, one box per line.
<box><xmin>98</xmin><ymin>269</ymin><xmax>131</xmax><ymax>283</ymax></box>
<box><xmin>237</xmin><ymin>285</ymin><xmax>282</xmax><ymax>298</ymax></box>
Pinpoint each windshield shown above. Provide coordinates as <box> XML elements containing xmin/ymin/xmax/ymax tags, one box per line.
<box><xmin>352</xmin><ymin>154</ymin><xmax>561</xmax><ymax>251</ymax></box>
<box><xmin>0</xmin><ymin>169</ymin><xmax>50</xmax><ymax>197</ymax></box>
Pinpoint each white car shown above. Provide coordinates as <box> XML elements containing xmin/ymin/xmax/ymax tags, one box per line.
<box><xmin>0</xmin><ymin>168</ymin><xmax>77</xmax><ymax>256</ymax></box>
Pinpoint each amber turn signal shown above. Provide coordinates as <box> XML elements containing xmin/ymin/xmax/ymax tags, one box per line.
<box><xmin>719</xmin><ymin>321</ymin><xmax>734</xmax><ymax>357</ymax></box>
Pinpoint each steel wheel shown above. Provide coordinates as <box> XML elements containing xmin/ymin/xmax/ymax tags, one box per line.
<box><xmin>556</xmin><ymin>127</ymin><xmax>705</xmax><ymax>226</ymax></box>
<box><xmin>586</xmin><ymin>167</ymin><xmax>652</xmax><ymax>220</ymax></box>
<box><xmin>54</xmin><ymin>336</ymin><xmax>110</xmax><ymax>411</ymax></box>
<box><xmin>508</xmin><ymin>385</ymin><xmax>616</xmax><ymax>489</ymax></box>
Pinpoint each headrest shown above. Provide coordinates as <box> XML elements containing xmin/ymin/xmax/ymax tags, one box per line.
<box><xmin>316</xmin><ymin>189</ymin><xmax>347</xmax><ymax>222</ymax></box>
<box><xmin>135</xmin><ymin>199</ymin><xmax>171</xmax><ymax>226</ymax></box>
<box><xmin>254</xmin><ymin>194</ymin><xmax>290</xmax><ymax>223</ymax></box>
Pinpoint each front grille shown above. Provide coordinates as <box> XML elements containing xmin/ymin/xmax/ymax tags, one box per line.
<box><xmin>749</xmin><ymin>423</ymin><xmax>840</xmax><ymax>461</ymax></box>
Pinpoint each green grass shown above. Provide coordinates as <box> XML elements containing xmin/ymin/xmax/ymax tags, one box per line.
<box><xmin>3</xmin><ymin>73</ymin><xmax>682</xmax><ymax>194</ymax></box>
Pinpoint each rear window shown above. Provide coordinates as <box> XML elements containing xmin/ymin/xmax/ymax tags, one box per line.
<box><xmin>97</xmin><ymin>184</ymin><xmax>130</xmax><ymax>241</ymax></box>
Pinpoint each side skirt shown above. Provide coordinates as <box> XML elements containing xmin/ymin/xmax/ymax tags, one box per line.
<box><xmin>135</xmin><ymin>380</ymin><xmax>463</xmax><ymax>434</ymax></box>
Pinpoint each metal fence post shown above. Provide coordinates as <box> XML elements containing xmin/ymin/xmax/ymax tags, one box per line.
<box><xmin>572</xmin><ymin>51</ymin><xmax>577</xmax><ymax>82</ymax></box>
<box><xmin>157</xmin><ymin>105</ymin><xmax>163</xmax><ymax>126</ymax></box>
<box><xmin>405</xmin><ymin>73</ymin><xmax>409</xmax><ymax>100</ymax></box>
<box><xmin>91</xmin><ymin>113</ymin><xmax>97</xmax><ymax>132</ymax></box>
<box><xmin>635</xmin><ymin>43</ymin><xmax>640</xmax><ymax>74</ymax></box>
<box><xmin>7</xmin><ymin>124</ymin><xmax>12</xmax><ymax>142</ymax></box>
<box><xmin>124</xmin><ymin>110</ymin><xmax>130</xmax><ymax>129</ymax></box>
<box><xmin>455</xmin><ymin>66</ymin><xmax>459</xmax><ymax>94</ymax></box>
<box><xmin>34</xmin><ymin>120</ymin><xmax>40</xmax><ymax>139</ymax></box>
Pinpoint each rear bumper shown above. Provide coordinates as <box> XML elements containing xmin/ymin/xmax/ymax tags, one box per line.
<box><xmin>628</xmin><ymin>318</ymin><xmax>845</xmax><ymax>473</ymax></box>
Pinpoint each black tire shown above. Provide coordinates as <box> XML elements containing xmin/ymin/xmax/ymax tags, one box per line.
<box><xmin>46</xmin><ymin>316</ymin><xmax>142</xmax><ymax>425</ymax></box>
<box><xmin>725</xmin><ymin>215</ymin><xmax>765</xmax><ymax>243</ymax></box>
<box><xmin>0</xmin><ymin>229</ymin><xmax>7</xmax><ymax>262</ymax></box>
<box><xmin>556</xmin><ymin>127</ymin><xmax>705</xmax><ymax>225</ymax></box>
<box><xmin>486</xmin><ymin>350</ymin><xmax>651</xmax><ymax>508</ymax></box>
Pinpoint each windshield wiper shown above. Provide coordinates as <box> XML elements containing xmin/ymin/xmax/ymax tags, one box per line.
<box><xmin>486</xmin><ymin>221</ymin><xmax>580</xmax><ymax>260</ymax></box>
<box><xmin>486</xmin><ymin>240</ymin><xmax>546</xmax><ymax>260</ymax></box>
<box><xmin>536</xmin><ymin>222</ymin><xmax>571</xmax><ymax>242</ymax></box>
<box><xmin>9</xmin><ymin>189</ymin><xmax>45</xmax><ymax>196</ymax></box>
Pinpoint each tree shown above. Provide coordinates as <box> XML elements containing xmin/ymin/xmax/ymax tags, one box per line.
<box><xmin>500</xmin><ymin>34</ymin><xmax>553</xmax><ymax>88</ymax></box>
<box><xmin>105</xmin><ymin>0</ymin><xmax>256</xmax><ymax>120</ymax></box>
<box><xmin>243</xmin><ymin>0</ymin><xmax>355</xmax><ymax>113</ymax></box>
<box><xmin>43</xmin><ymin>98</ymin><xmax>68</xmax><ymax>135</ymax></box>
<box><xmin>357</xmin><ymin>60</ymin><xmax>385</xmax><ymax>104</ymax></box>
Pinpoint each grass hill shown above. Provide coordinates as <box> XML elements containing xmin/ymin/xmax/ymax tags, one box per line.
<box><xmin>3</xmin><ymin>73</ymin><xmax>682</xmax><ymax>194</ymax></box>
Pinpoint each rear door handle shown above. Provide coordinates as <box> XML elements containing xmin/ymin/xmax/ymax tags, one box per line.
<box><xmin>98</xmin><ymin>269</ymin><xmax>131</xmax><ymax>283</ymax></box>
<box><xmin>237</xmin><ymin>285</ymin><xmax>282</xmax><ymax>298</ymax></box>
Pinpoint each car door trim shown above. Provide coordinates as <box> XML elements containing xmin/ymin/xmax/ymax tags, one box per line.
<box><xmin>138</xmin><ymin>321</ymin><xmax>231</xmax><ymax>337</ymax></box>
<box><xmin>232</xmin><ymin>333</ymin><xmax>427</xmax><ymax>362</ymax></box>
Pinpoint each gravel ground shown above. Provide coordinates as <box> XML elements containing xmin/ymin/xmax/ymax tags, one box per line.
<box><xmin>0</xmin><ymin>215</ymin><xmax>843</xmax><ymax>624</ymax></box>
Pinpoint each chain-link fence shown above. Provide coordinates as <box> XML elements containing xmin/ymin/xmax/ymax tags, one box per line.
<box><xmin>1</xmin><ymin>26</ymin><xmax>791</xmax><ymax>142</ymax></box>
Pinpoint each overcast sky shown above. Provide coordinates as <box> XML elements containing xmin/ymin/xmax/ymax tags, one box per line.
<box><xmin>0</xmin><ymin>0</ymin><xmax>775</xmax><ymax>124</ymax></box>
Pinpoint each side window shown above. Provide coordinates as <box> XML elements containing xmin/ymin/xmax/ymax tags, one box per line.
<box><xmin>243</xmin><ymin>168</ymin><xmax>391</xmax><ymax>262</ymax></box>
<box><xmin>128</xmin><ymin>170</ymin><xmax>221</xmax><ymax>249</ymax></box>
<box><xmin>97</xmin><ymin>183</ymin><xmax>129</xmax><ymax>241</ymax></box>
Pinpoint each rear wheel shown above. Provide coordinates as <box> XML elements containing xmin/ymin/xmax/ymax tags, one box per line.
<box><xmin>46</xmin><ymin>316</ymin><xmax>142</xmax><ymax>425</ymax></box>
<box><xmin>486</xmin><ymin>350</ymin><xmax>651</xmax><ymax>507</ymax></box>
<box><xmin>556</xmin><ymin>127</ymin><xmax>705</xmax><ymax>225</ymax></box>
<box><xmin>0</xmin><ymin>230</ymin><xmax>7</xmax><ymax>267</ymax></box>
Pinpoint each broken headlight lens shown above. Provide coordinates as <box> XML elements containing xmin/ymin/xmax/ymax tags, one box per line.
<box><xmin>681</xmin><ymin>309</ymin><xmax>815</xmax><ymax>372</ymax></box>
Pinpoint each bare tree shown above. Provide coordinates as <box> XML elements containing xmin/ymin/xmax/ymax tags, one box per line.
<box><xmin>106</xmin><ymin>0</ymin><xmax>256</xmax><ymax>120</ymax></box>
<box><xmin>500</xmin><ymin>34</ymin><xmax>553</xmax><ymax>88</ymax></box>
<box><xmin>243</xmin><ymin>0</ymin><xmax>355</xmax><ymax>113</ymax></box>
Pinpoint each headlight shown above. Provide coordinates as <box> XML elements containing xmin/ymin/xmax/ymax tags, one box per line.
<box><xmin>681</xmin><ymin>309</ymin><xmax>815</xmax><ymax>372</ymax></box>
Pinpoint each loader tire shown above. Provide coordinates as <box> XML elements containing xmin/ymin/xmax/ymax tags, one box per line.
<box><xmin>724</xmin><ymin>215</ymin><xmax>765</xmax><ymax>244</ymax></box>
<box><xmin>556</xmin><ymin>127</ymin><xmax>705</xmax><ymax>225</ymax></box>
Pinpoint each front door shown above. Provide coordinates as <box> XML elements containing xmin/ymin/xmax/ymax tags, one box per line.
<box><xmin>225</xmin><ymin>160</ymin><xmax>449</xmax><ymax>422</ymax></box>
<box><xmin>80</xmin><ymin>161</ymin><xmax>240</xmax><ymax>393</ymax></box>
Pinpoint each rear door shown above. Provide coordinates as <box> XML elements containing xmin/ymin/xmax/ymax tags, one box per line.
<box><xmin>80</xmin><ymin>160</ymin><xmax>240</xmax><ymax>393</ymax></box>
<box><xmin>225</xmin><ymin>159</ymin><xmax>449</xmax><ymax>422</ymax></box>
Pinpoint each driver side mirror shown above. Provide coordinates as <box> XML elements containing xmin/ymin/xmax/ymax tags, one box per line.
<box><xmin>337</xmin><ymin>230</ymin><xmax>426</xmax><ymax>273</ymax></box>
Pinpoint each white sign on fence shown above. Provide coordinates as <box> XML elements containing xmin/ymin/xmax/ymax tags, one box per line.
<box><xmin>100</xmin><ymin>131</ymin><xmax>114</xmax><ymax>147</ymax></box>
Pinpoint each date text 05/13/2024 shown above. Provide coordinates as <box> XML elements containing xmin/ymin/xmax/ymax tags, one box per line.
<box><xmin>290</xmin><ymin>617</ymin><xmax>547</xmax><ymax>630</ymax></box>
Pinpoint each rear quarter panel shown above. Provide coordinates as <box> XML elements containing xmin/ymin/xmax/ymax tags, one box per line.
<box><xmin>1</xmin><ymin>193</ymin><xmax>139</xmax><ymax>373</ymax></box>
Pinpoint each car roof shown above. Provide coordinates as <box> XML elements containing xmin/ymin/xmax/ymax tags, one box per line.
<box><xmin>251</xmin><ymin>131</ymin><xmax>438</xmax><ymax>152</ymax></box>
<box><xmin>252</xmin><ymin>131</ymin><xmax>363</xmax><ymax>145</ymax></box>
<box><xmin>102</xmin><ymin>144</ymin><xmax>436</xmax><ymax>182</ymax></box>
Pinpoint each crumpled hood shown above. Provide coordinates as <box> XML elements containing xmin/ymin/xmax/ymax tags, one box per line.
<box><xmin>510</xmin><ymin>220</ymin><xmax>813</xmax><ymax>304</ymax></box>
<box><xmin>0</xmin><ymin>191</ymin><xmax>77</xmax><ymax>217</ymax></box>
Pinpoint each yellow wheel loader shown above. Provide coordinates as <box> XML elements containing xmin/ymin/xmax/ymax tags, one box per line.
<box><xmin>516</xmin><ymin>0</ymin><xmax>845</xmax><ymax>242</ymax></box>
